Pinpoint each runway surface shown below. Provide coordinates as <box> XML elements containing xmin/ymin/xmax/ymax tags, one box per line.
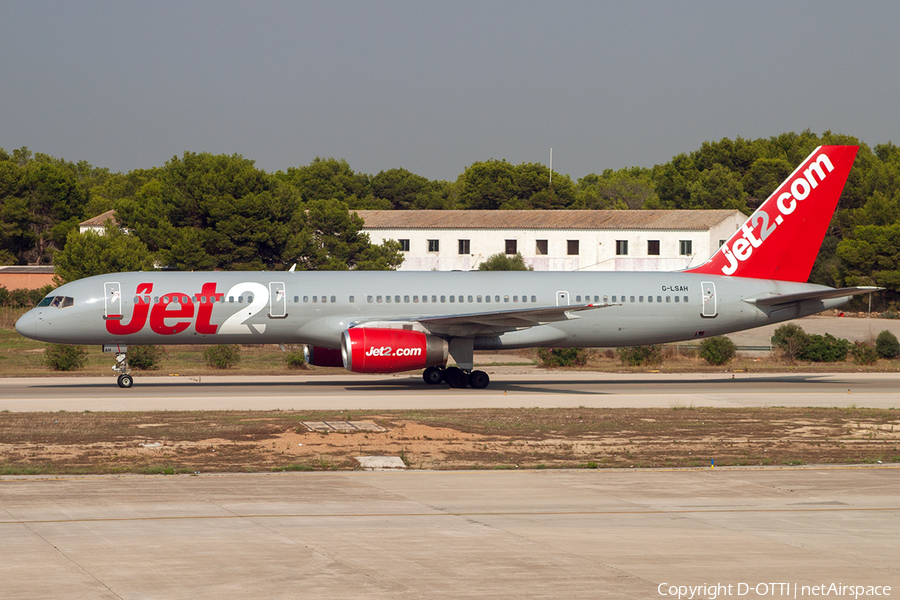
<box><xmin>2</xmin><ymin>371</ymin><xmax>899</xmax><ymax>411</ymax></box>
<box><xmin>2</xmin><ymin>467</ymin><xmax>898</xmax><ymax>599</ymax></box>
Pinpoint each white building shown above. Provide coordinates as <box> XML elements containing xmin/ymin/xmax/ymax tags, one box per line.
<box><xmin>78</xmin><ymin>209</ymin><xmax>118</xmax><ymax>234</ymax></box>
<box><xmin>358</xmin><ymin>210</ymin><xmax>745</xmax><ymax>272</ymax></box>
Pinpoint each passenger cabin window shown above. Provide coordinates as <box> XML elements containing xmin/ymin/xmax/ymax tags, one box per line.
<box><xmin>648</xmin><ymin>240</ymin><xmax>660</xmax><ymax>256</ymax></box>
<box><xmin>616</xmin><ymin>240</ymin><xmax>628</xmax><ymax>255</ymax></box>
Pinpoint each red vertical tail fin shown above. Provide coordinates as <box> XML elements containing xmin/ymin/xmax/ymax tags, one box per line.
<box><xmin>686</xmin><ymin>145</ymin><xmax>858</xmax><ymax>282</ymax></box>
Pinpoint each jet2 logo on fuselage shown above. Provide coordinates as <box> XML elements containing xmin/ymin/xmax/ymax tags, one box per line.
<box><xmin>105</xmin><ymin>282</ymin><xmax>268</xmax><ymax>336</ymax></box>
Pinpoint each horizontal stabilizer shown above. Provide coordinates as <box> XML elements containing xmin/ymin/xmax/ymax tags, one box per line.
<box><xmin>743</xmin><ymin>286</ymin><xmax>882</xmax><ymax>307</ymax></box>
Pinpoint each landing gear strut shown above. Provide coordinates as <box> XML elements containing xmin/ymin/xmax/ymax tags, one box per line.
<box><xmin>433</xmin><ymin>338</ymin><xmax>491</xmax><ymax>389</ymax></box>
<box><xmin>113</xmin><ymin>352</ymin><xmax>134</xmax><ymax>388</ymax></box>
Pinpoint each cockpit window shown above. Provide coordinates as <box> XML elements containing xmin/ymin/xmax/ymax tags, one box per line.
<box><xmin>37</xmin><ymin>296</ymin><xmax>74</xmax><ymax>308</ymax></box>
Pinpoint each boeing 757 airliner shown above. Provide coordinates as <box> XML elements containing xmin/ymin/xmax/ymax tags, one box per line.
<box><xmin>15</xmin><ymin>145</ymin><xmax>879</xmax><ymax>388</ymax></box>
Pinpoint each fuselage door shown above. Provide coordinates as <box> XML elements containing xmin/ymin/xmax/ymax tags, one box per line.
<box><xmin>556</xmin><ymin>291</ymin><xmax>569</xmax><ymax>306</ymax></box>
<box><xmin>104</xmin><ymin>282</ymin><xmax>122</xmax><ymax>320</ymax></box>
<box><xmin>268</xmin><ymin>281</ymin><xmax>287</xmax><ymax>318</ymax></box>
<box><xmin>701</xmin><ymin>281</ymin><xmax>717</xmax><ymax>318</ymax></box>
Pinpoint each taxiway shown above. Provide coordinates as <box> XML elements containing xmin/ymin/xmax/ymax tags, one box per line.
<box><xmin>1</xmin><ymin>371</ymin><xmax>899</xmax><ymax>411</ymax></box>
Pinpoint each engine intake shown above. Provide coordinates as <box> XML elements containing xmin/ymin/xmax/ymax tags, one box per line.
<box><xmin>304</xmin><ymin>345</ymin><xmax>344</xmax><ymax>367</ymax></box>
<box><xmin>341</xmin><ymin>328</ymin><xmax>448</xmax><ymax>373</ymax></box>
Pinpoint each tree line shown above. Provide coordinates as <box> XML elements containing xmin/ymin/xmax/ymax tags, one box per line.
<box><xmin>1</xmin><ymin>130</ymin><xmax>899</xmax><ymax>303</ymax></box>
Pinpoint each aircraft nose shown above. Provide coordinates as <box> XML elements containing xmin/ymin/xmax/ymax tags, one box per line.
<box><xmin>15</xmin><ymin>311</ymin><xmax>36</xmax><ymax>339</ymax></box>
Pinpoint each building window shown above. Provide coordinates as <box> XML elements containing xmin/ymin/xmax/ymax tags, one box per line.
<box><xmin>679</xmin><ymin>240</ymin><xmax>693</xmax><ymax>255</ymax></box>
<box><xmin>458</xmin><ymin>239</ymin><xmax>470</xmax><ymax>254</ymax></box>
<box><xmin>719</xmin><ymin>239</ymin><xmax>726</xmax><ymax>247</ymax></box>
<box><xmin>505</xmin><ymin>239</ymin><xmax>517</xmax><ymax>254</ymax></box>
<box><xmin>535</xmin><ymin>239</ymin><xmax>548</xmax><ymax>255</ymax></box>
<box><xmin>399</xmin><ymin>239</ymin><xmax>410</xmax><ymax>252</ymax></box>
<box><xmin>567</xmin><ymin>240</ymin><xmax>579</xmax><ymax>255</ymax></box>
<box><xmin>647</xmin><ymin>240</ymin><xmax>660</xmax><ymax>256</ymax></box>
<box><xmin>428</xmin><ymin>239</ymin><xmax>440</xmax><ymax>252</ymax></box>
<box><xmin>616</xmin><ymin>240</ymin><xmax>628</xmax><ymax>255</ymax></box>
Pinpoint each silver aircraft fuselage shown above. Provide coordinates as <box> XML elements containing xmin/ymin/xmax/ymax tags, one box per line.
<box><xmin>15</xmin><ymin>270</ymin><xmax>850</xmax><ymax>349</ymax></box>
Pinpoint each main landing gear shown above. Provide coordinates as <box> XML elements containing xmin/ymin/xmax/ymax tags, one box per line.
<box><xmin>423</xmin><ymin>366</ymin><xmax>490</xmax><ymax>389</ymax></box>
<box><xmin>113</xmin><ymin>351</ymin><xmax>134</xmax><ymax>388</ymax></box>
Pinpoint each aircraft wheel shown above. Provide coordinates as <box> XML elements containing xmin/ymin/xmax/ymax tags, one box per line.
<box><xmin>117</xmin><ymin>374</ymin><xmax>134</xmax><ymax>389</ymax></box>
<box><xmin>423</xmin><ymin>366</ymin><xmax>444</xmax><ymax>385</ymax></box>
<box><xmin>444</xmin><ymin>367</ymin><xmax>469</xmax><ymax>389</ymax></box>
<box><xmin>469</xmin><ymin>370</ymin><xmax>490</xmax><ymax>389</ymax></box>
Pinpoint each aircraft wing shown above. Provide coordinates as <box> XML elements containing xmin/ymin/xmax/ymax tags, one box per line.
<box><xmin>417</xmin><ymin>303</ymin><xmax>616</xmax><ymax>337</ymax></box>
<box><xmin>743</xmin><ymin>286</ymin><xmax>882</xmax><ymax>307</ymax></box>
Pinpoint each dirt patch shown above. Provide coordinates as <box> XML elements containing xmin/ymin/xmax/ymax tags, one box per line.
<box><xmin>1</xmin><ymin>408</ymin><xmax>899</xmax><ymax>475</ymax></box>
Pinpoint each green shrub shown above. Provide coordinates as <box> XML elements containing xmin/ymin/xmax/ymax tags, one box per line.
<box><xmin>850</xmin><ymin>342</ymin><xmax>879</xmax><ymax>365</ymax></box>
<box><xmin>881</xmin><ymin>309</ymin><xmax>899</xmax><ymax>320</ymax></box>
<box><xmin>771</xmin><ymin>323</ymin><xmax>809</xmax><ymax>362</ymax></box>
<box><xmin>617</xmin><ymin>345</ymin><xmax>663</xmax><ymax>366</ymax></box>
<box><xmin>128</xmin><ymin>345</ymin><xmax>167</xmax><ymax>370</ymax></box>
<box><xmin>800</xmin><ymin>333</ymin><xmax>850</xmax><ymax>362</ymax></box>
<box><xmin>875</xmin><ymin>330</ymin><xmax>900</xmax><ymax>359</ymax></box>
<box><xmin>203</xmin><ymin>344</ymin><xmax>241</xmax><ymax>369</ymax></box>
<box><xmin>284</xmin><ymin>348</ymin><xmax>307</xmax><ymax>369</ymax></box>
<box><xmin>699</xmin><ymin>336</ymin><xmax>737</xmax><ymax>366</ymax></box>
<box><xmin>43</xmin><ymin>344</ymin><xmax>88</xmax><ymax>371</ymax></box>
<box><xmin>537</xmin><ymin>347</ymin><xmax>589</xmax><ymax>367</ymax></box>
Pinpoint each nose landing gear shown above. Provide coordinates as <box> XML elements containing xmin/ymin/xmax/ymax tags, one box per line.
<box><xmin>113</xmin><ymin>351</ymin><xmax>133</xmax><ymax>388</ymax></box>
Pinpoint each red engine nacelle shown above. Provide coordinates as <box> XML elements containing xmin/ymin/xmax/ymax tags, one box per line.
<box><xmin>341</xmin><ymin>328</ymin><xmax>448</xmax><ymax>374</ymax></box>
<box><xmin>304</xmin><ymin>345</ymin><xmax>345</xmax><ymax>368</ymax></box>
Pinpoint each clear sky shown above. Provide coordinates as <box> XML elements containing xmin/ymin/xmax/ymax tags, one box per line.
<box><xmin>2</xmin><ymin>1</ymin><xmax>898</xmax><ymax>181</ymax></box>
